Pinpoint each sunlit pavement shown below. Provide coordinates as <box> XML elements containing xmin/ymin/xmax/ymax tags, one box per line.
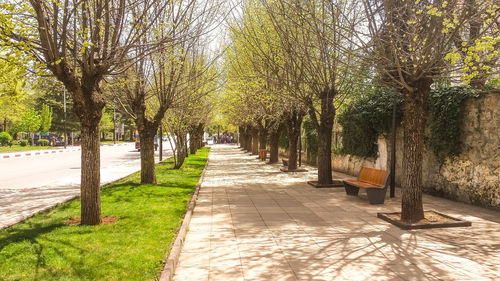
<box><xmin>174</xmin><ymin>144</ymin><xmax>500</xmax><ymax>281</ymax></box>
<box><xmin>0</xmin><ymin>143</ymin><xmax>172</xmax><ymax>229</ymax></box>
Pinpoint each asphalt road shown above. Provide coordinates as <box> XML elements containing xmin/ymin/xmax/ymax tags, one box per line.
<box><xmin>0</xmin><ymin>142</ymin><xmax>173</xmax><ymax>229</ymax></box>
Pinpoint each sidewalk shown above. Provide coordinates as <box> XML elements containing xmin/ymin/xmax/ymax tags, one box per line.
<box><xmin>174</xmin><ymin>145</ymin><xmax>500</xmax><ymax>281</ymax></box>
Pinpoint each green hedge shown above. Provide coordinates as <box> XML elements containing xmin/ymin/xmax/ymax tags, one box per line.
<box><xmin>38</xmin><ymin>139</ymin><xmax>50</xmax><ymax>146</ymax></box>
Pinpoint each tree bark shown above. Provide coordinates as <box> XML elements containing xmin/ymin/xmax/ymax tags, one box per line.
<box><xmin>269</xmin><ymin>124</ymin><xmax>281</xmax><ymax>164</ymax></box>
<box><xmin>401</xmin><ymin>80</ymin><xmax>431</xmax><ymax>223</ymax></box>
<box><xmin>285</xmin><ymin>111</ymin><xmax>303</xmax><ymax>171</ymax></box>
<box><xmin>251</xmin><ymin>128</ymin><xmax>259</xmax><ymax>155</ymax></box>
<box><xmin>245</xmin><ymin>126</ymin><xmax>252</xmax><ymax>151</ymax></box>
<box><xmin>317</xmin><ymin>125</ymin><xmax>333</xmax><ymax>184</ymax></box>
<box><xmin>189</xmin><ymin>129</ymin><xmax>198</xmax><ymax>154</ymax></box>
<box><xmin>312</xmin><ymin>88</ymin><xmax>336</xmax><ymax>185</ymax></box>
<box><xmin>239</xmin><ymin>126</ymin><xmax>245</xmax><ymax>148</ymax></box>
<box><xmin>174</xmin><ymin>133</ymin><xmax>186</xmax><ymax>169</ymax></box>
<box><xmin>139</xmin><ymin>132</ymin><xmax>156</xmax><ymax>183</ymax></box>
<box><xmin>258</xmin><ymin>127</ymin><xmax>267</xmax><ymax>150</ymax></box>
<box><xmin>195</xmin><ymin>123</ymin><xmax>204</xmax><ymax>151</ymax></box>
<box><xmin>80</xmin><ymin>119</ymin><xmax>101</xmax><ymax>225</ymax></box>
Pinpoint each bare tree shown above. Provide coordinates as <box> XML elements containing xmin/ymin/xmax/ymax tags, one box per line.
<box><xmin>363</xmin><ymin>0</ymin><xmax>498</xmax><ymax>222</ymax></box>
<box><xmin>259</xmin><ymin>0</ymin><xmax>364</xmax><ymax>182</ymax></box>
<box><xmin>0</xmin><ymin>0</ymin><xmax>183</xmax><ymax>224</ymax></box>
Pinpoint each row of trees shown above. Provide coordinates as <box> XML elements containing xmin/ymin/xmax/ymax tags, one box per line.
<box><xmin>222</xmin><ymin>0</ymin><xmax>498</xmax><ymax>222</ymax></box>
<box><xmin>0</xmin><ymin>0</ymin><xmax>223</xmax><ymax>225</ymax></box>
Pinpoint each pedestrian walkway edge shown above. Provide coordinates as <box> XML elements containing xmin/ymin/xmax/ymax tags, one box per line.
<box><xmin>159</xmin><ymin>155</ymin><xmax>210</xmax><ymax>281</ymax></box>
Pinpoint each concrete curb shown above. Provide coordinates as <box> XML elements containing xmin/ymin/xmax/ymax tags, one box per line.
<box><xmin>0</xmin><ymin>143</ymin><xmax>133</xmax><ymax>159</ymax></box>
<box><xmin>1</xmin><ymin>147</ymin><xmax>81</xmax><ymax>159</ymax></box>
<box><xmin>159</xmin><ymin>154</ymin><xmax>210</xmax><ymax>281</ymax></box>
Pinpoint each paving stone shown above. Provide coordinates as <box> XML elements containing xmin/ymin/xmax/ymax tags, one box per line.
<box><xmin>173</xmin><ymin>145</ymin><xmax>500</xmax><ymax>281</ymax></box>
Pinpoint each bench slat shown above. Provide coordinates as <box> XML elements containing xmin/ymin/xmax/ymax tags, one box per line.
<box><xmin>345</xmin><ymin>179</ymin><xmax>383</xmax><ymax>189</ymax></box>
<box><xmin>358</xmin><ymin>167</ymin><xmax>387</xmax><ymax>186</ymax></box>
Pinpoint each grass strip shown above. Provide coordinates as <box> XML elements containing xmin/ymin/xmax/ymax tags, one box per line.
<box><xmin>0</xmin><ymin>147</ymin><xmax>210</xmax><ymax>281</ymax></box>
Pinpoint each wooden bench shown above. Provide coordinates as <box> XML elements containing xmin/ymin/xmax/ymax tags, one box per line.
<box><xmin>343</xmin><ymin>167</ymin><xmax>390</xmax><ymax>204</ymax></box>
<box><xmin>282</xmin><ymin>158</ymin><xmax>288</xmax><ymax>166</ymax></box>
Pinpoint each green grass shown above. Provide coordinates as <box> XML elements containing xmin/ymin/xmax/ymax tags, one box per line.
<box><xmin>0</xmin><ymin>145</ymin><xmax>53</xmax><ymax>153</ymax></box>
<box><xmin>0</xmin><ymin>147</ymin><xmax>210</xmax><ymax>281</ymax></box>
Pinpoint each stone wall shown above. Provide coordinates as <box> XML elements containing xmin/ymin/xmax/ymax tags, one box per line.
<box><xmin>332</xmin><ymin>92</ymin><xmax>500</xmax><ymax>209</ymax></box>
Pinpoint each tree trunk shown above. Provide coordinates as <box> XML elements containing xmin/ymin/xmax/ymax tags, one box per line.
<box><xmin>251</xmin><ymin>129</ymin><xmax>259</xmax><ymax>155</ymax></box>
<box><xmin>239</xmin><ymin>126</ymin><xmax>245</xmax><ymax>148</ymax></box>
<box><xmin>269</xmin><ymin>125</ymin><xmax>281</xmax><ymax>164</ymax></box>
<box><xmin>80</xmin><ymin>120</ymin><xmax>101</xmax><ymax>225</ymax></box>
<box><xmin>174</xmin><ymin>133</ymin><xmax>186</xmax><ymax>169</ymax></box>
<box><xmin>314</xmin><ymin>89</ymin><xmax>336</xmax><ymax>185</ymax></box>
<box><xmin>189</xmin><ymin>129</ymin><xmax>198</xmax><ymax>154</ymax></box>
<box><xmin>258</xmin><ymin>127</ymin><xmax>267</xmax><ymax>150</ymax></box>
<box><xmin>139</xmin><ymin>131</ymin><xmax>156</xmax><ymax>184</ymax></box>
<box><xmin>401</xmin><ymin>81</ymin><xmax>430</xmax><ymax>223</ymax></box>
<box><xmin>197</xmin><ymin>124</ymin><xmax>204</xmax><ymax>150</ymax></box>
<box><xmin>288</xmin><ymin>131</ymin><xmax>298</xmax><ymax>170</ymax></box>
<box><xmin>317</xmin><ymin>126</ymin><xmax>333</xmax><ymax>184</ymax></box>
<box><xmin>285</xmin><ymin>111</ymin><xmax>303</xmax><ymax>171</ymax></box>
<box><xmin>245</xmin><ymin>126</ymin><xmax>252</xmax><ymax>151</ymax></box>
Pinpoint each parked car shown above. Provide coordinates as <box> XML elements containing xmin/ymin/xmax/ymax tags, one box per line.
<box><xmin>55</xmin><ymin>137</ymin><xmax>65</xmax><ymax>146</ymax></box>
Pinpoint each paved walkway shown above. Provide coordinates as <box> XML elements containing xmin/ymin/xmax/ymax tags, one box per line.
<box><xmin>174</xmin><ymin>145</ymin><xmax>500</xmax><ymax>281</ymax></box>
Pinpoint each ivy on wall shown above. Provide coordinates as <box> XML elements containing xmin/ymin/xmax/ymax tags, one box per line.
<box><xmin>337</xmin><ymin>85</ymin><xmax>482</xmax><ymax>161</ymax></box>
<box><xmin>337</xmin><ymin>88</ymin><xmax>403</xmax><ymax>158</ymax></box>
<box><xmin>426</xmin><ymin>86</ymin><xmax>480</xmax><ymax>161</ymax></box>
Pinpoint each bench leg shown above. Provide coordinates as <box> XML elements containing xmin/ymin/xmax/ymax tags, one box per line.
<box><xmin>344</xmin><ymin>183</ymin><xmax>359</xmax><ymax>196</ymax></box>
<box><xmin>366</xmin><ymin>189</ymin><xmax>386</xmax><ymax>204</ymax></box>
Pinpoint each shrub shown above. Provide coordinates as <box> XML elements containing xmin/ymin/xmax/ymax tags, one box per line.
<box><xmin>0</xmin><ymin>132</ymin><xmax>12</xmax><ymax>146</ymax></box>
<box><xmin>20</xmin><ymin>140</ymin><xmax>28</xmax><ymax>147</ymax></box>
<box><xmin>38</xmin><ymin>139</ymin><xmax>49</xmax><ymax>146</ymax></box>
